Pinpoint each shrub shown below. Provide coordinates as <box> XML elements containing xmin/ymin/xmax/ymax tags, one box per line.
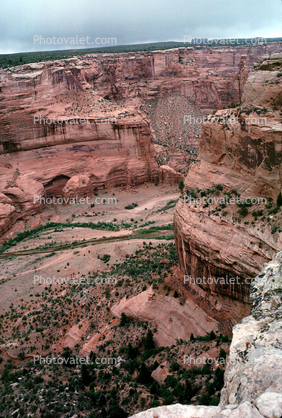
<box><xmin>101</xmin><ymin>254</ymin><xmax>111</xmax><ymax>263</ymax></box>
<box><xmin>120</xmin><ymin>313</ymin><xmax>130</xmax><ymax>326</ymax></box>
<box><xmin>218</xmin><ymin>348</ymin><xmax>226</xmax><ymax>361</ymax></box>
<box><xmin>178</xmin><ymin>180</ymin><xmax>184</xmax><ymax>192</ymax></box>
<box><xmin>213</xmin><ymin>367</ymin><xmax>225</xmax><ymax>391</ymax></box>
<box><xmin>144</xmin><ymin>329</ymin><xmax>155</xmax><ymax>350</ymax></box>
<box><xmin>125</xmin><ymin>203</ymin><xmax>138</xmax><ymax>210</ymax></box>
<box><xmin>170</xmin><ymin>362</ymin><xmax>180</xmax><ymax>371</ymax></box>
<box><xmin>269</xmin><ymin>207</ymin><xmax>279</xmax><ymax>215</ymax></box>
<box><xmin>136</xmin><ymin>363</ymin><xmax>153</xmax><ymax>384</ymax></box>
<box><xmin>199</xmin><ymin>391</ymin><xmax>211</xmax><ymax>405</ymax></box>
<box><xmin>150</xmin><ymin>380</ymin><xmax>159</xmax><ymax>394</ymax></box>
<box><xmin>108</xmin><ymin>405</ymin><xmax>128</xmax><ymax>418</ymax></box>
<box><xmin>209</xmin><ymin>330</ymin><xmax>216</xmax><ymax>340</ymax></box>
<box><xmin>127</xmin><ymin>343</ymin><xmax>138</xmax><ymax>359</ymax></box>
<box><xmin>34</xmin><ymin>375</ymin><xmax>44</xmax><ymax>384</ymax></box>
<box><xmin>202</xmin><ymin>361</ymin><xmax>212</xmax><ymax>374</ymax></box>
<box><xmin>277</xmin><ymin>192</ymin><xmax>282</xmax><ymax>207</ymax></box>
<box><xmin>238</xmin><ymin>206</ymin><xmax>248</xmax><ymax>217</ymax></box>
<box><xmin>209</xmin><ymin>397</ymin><xmax>220</xmax><ymax>406</ymax></box>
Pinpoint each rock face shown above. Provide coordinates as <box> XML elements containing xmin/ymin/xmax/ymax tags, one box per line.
<box><xmin>158</xmin><ymin>165</ymin><xmax>184</xmax><ymax>184</ymax></box>
<box><xmin>130</xmin><ymin>252</ymin><xmax>282</xmax><ymax>418</ymax></box>
<box><xmin>0</xmin><ymin>44</ymin><xmax>280</xmax><ymax>240</ymax></box>
<box><xmin>243</xmin><ymin>52</ymin><xmax>282</xmax><ymax>108</ymax></box>
<box><xmin>0</xmin><ymin>79</ymin><xmax>158</xmax><ymax>239</ymax></box>
<box><xmin>130</xmin><ymin>404</ymin><xmax>221</xmax><ymax>418</ymax></box>
<box><xmin>82</xmin><ymin>43</ymin><xmax>279</xmax><ymax>111</ymax></box>
<box><xmin>62</xmin><ymin>174</ymin><xmax>94</xmax><ymax>200</ymax></box>
<box><xmin>110</xmin><ymin>286</ymin><xmax>219</xmax><ymax>346</ymax></box>
<box><xmin>174</xmin><ymin>53</ymin><xmax>282</xmax><ymax>315</ymax></box>
<box><xmin>5</xmin><ymin>43</ymin><xmax>274</xmax><ymax>113</ymax></box>
<box><xmin>220</xmin><ymin>251</ymin><xmax>282</xmax><ymax>406</ymax></box>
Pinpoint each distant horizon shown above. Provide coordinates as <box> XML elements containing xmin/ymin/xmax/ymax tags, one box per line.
<box><xmin>1</xmin><ymin>0</ymin><xmax>281</xmax><ymax>55</ymax></box>
<box><xmin>1</xmin><ymin>36</ymin><xmax>281</xmax><ymax>57</ymax></box>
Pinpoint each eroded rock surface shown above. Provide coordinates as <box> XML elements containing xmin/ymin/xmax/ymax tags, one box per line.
<box><xmin>220</xmin><ymin>251</ymin><xmax>282</xmax><ymax>406</ymax></box>
<box><xmin>174</xmin><ymin>53</ymin><xmax>282</xmax><ymax>311</ymax></box>
<box><xmin>111</xmin><ymin>286</ymin><xmax>219</xmax><ymax>346</ymax></box>
<box><xmin>159</xmin><ymin>165</ymin><xmax>184</xmax><ymax>184</ymax></box>
<box><xmin>0</xmin><ymin>45</ymin><xmax>280</xmax><ymax>240</ymax></box>
<box><xmin>130</xmin><ymin>252</ymin><xmax>282</xmax><ymax>418</ymax></box>
<box><xmin>0</xmin><ymin>90</ymin><xmax>158</xmax><ymax>240</ymax></box>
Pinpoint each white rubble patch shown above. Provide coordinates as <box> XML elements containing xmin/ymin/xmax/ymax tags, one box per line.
<box><xmin>129</xmin><ymin>404</ymin><xmax>220</xmax><ymax>418</ymax></box>
<box><xmin>255</xmin><ymin>392</ymin><xmax>282</xmax><ymax>418</ymax></box>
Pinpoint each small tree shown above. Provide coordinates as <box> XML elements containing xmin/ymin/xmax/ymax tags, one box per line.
<box><xmin>144</xmin><ymin>329</ymin><xmax>155</xmax><ymax>350</ymax></box>
<box><xmin>127</xmin><ymin>342</ymin><xmax>137</xmax><ymax>359</ymax></box>
<box><xmin>136</xmin><ymin>363</ymin><xmax>153</xmax><ymax>384</ymax></box>
<box><xmin>178</xmin><ymin>179</ymin><xmax>184</xmax><ymax>192</ymax></box>
<box><xmin>277</xmin><ymin>192</ymin><xmax>282</xmax><ymax>207</ymax></box>
<box><xmin>218</xmin><ymin>348</ymin><xmax>226</xmax><ymax>359</ymax></box>
<box><xmin>81</xmin><ymin>364</ymin><xmax>92</xmax><ymax>386</ymax></box>
<box><xmin>209</xmin><ymin>330</ymin><xmax>216</xmax><ymax>340</ymax></box>
<box><xmin>120</xmin><ymin>312</ymin><xmax>129</xmax><ymax>326</ymax></box>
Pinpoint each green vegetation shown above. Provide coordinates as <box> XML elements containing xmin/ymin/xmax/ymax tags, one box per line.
<box><xmin>277</xmin><ymin>192</ymin><xmax>282</xmax><ymax>207</ymax></box>
<box><xmin>137</xmin><ymin>224</ymin><xmax>174</xmax><ymax>235</ymax></box>
<box><xmin>2</xmin><ymin>38</ymin><xmax>281</xmax><ymax>69</ymax></box>
<box><xmin>0</xmin><ymin>239</ymin><xmax>230</xmax><ymax>416</ymax></box>
<box><xmin>156</xmin><ymin>199</ymin><xmax>178</xmax><ymax>214</ymax></box>
<box><xmin>100</xmin><ymin>254</ymin><xmax>111</xmax><ymax>263</ymax></box>
<box><xmin>110</xmin><ymin>241</ymin><xmax>178</xmax><ymax>280</ymax></box>
<box><xmin>178</xmin><ymin>180</ymin><xmax>184</xmax><ymax>192</ymax></box>
<box><xmin>125</xmin><ymin>203</ymin><xmax>138</xmax><ymax>210</ymax></box>
<box><xmin>0</xmin><ymin>221</ymin><xmax>122</xmax><ymax>254</ymax></box>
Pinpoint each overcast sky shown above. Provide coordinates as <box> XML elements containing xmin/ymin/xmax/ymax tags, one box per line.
<box><xmin>1</xmin><ymin>0</ymin><xmax>281</xmax><ymax>54</ymax></box>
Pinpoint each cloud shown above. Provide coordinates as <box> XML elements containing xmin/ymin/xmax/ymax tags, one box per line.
<box><xmin>0</xmin><ymin>0</ymin><xmax>281</xmax><ymax>53</ymax></box>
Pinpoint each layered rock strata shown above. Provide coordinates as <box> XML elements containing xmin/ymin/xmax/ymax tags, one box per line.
<box><xmin>34</xmin><ymin>43</ymin><xmax>281</xmax><ymax>111</ymax></box>
<box><xmin>158</xmin><ymin>165</ymin><xmax>184</xmax><ymax>184</ymax></box>
<box><xmin>130</xmin><ymin>251</ymin><xmax>282</xmax><ymax>418</ymax></box>
<box><xmin>0</xmin><ymin>86</ymin><xmax>158</xmax><ymax>238</ymax></box>
<box><xmin>174</xmin><ymin>53</ymin><xmax>282</xmax><ymax>314</ymax></box>
<box><xmin>0</xmin><ymin>45</ymin><xmax>281</xmax><ymax>239</ymax></box>
<box><xmin>110</xmin><ymin>286</ymin><xmax>219</xmax><ymax>346</ymax></box>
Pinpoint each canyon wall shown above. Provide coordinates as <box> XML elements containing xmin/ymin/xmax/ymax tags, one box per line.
<box><xmin>0</xmin><ymin>109</ymin><xmax>158</xmax><ymax>236</ymax></box>
<box><xmin>0</xmin><ymin>44</ymin><xmax>281</xmax><ymax>240</ymax></box>
<box><xmin>174</xmin><ymin>53</ymin><xmax>282</xmax><ymax>326</ymax></box>
<box><xmin>130</xmin><ymin>251</ymin><xmax>282</xmax><ymax>418</ymax></box>
<box><xmin>67</xmin><ymin>43</ymin><xmax>279</xmax><ymax>111</ymax></box>
<box><xmin>0</xmin><ymin>62</ymin><xmax>159</xmax><ymax>239</ymax></box>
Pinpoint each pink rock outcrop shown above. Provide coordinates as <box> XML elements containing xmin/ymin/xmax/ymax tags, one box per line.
<box><xmin>0</xmin><ymin>79</ymin><xmax>158</xmax><ymax>238</ymax></box>
<box><xmin>174</xmin><ymin>53</ymin><xmax>282</xmax><ymax>321</ymax></box>
<box><xmin>110</xmin><ymin>286</ymin><xmax>219</xmax><ymax>346</ymax></box>
<box><xmin>151</xmin><ymin>363</ymin><xmax>170</xmax><ymax>383</ymax></box>
<box><xmin>62</xmin><ymin>174</ymin><xmax>93</xmax><ymax>200</ymax></box>
<box><xmin>158</xmin><ymin>165</ymin><xmax>184</xmax><ymax>184</ymax></box>
<box><xmin>0</xmin><ymin>43</ymin><xmax>281</xmax><ymax>239</ymax></box>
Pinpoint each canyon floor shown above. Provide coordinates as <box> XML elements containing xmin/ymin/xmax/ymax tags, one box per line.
<box><xmin>0</xmin><ymin>183</ymin><xmax>231</xmax><ymax>417</ymax></box>
<box><xmin>0</xmin><ymin>48</ymin><xmax>281</xmax><ymax>418</ymax></box>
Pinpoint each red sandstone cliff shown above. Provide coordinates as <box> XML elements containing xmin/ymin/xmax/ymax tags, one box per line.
<box><xmin>79</xmin><ymin>44</ymin><xmax>279</xmax><ymax>112</ymax></box>
<box><xmin>0</xmin><ymin>44</ymin><xmax>281</xmax><ymax>240</ymax></box>
<box><xmin>0</xmin><ymin>78</ymin><xmax>158</xmax><ymax>238</ymax></box>
<box><xmin>174</xmin><ymin>53</ymin><xmax>282</xmax><ymax>329</ymax></box>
